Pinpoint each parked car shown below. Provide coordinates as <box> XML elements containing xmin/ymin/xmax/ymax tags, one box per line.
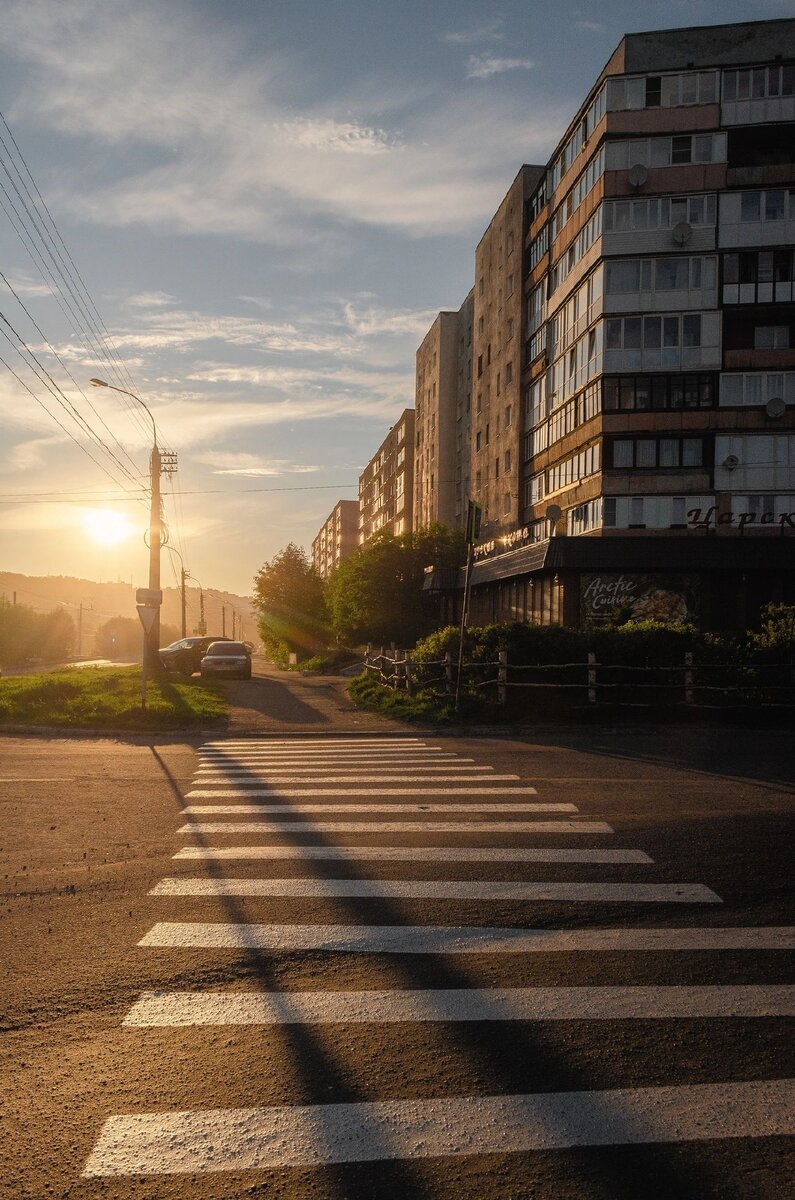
<box><xmin>159</xmin><ymin>636</ymin><xmax>230</xmax><ymax>676</ymax></box>
<box><xmin>200</xmin><ymin>640</ymin><xmax>252</xmax><ymax>680</ymax></box>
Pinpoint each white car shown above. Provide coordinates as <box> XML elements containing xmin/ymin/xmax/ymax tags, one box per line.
<box><xmin>199</xmin><ymin>640</ymin><xmax>252</xmax><ymax>680</ymax></box>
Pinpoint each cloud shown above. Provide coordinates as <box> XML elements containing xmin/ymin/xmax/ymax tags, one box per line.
<box><xmin>441</xmin><ymin>20</ymin><xmax>504</xmax><ymax>45</ymax></box>
<box><xmin>193</xmin><ymin>451</ymin><xmax>321</xmax><ymax>477</ymax></box>
<box><xmin>126</xmin><ymin>291</ymin><xmax>176</xmax><ymax>308</ymax></box>
<box><xmin>2</xmin><ymin>0</ymin><xmax>558</xmax><ymax>239</ymax></box>
<box><xmin>277</xmin><ymin>118</ymin><xmax>400</xmax><ymax>155</ymax></box>
<box><xmin>466</xmin><ymin>55</ymin><xmax>534</xmax><ymax>80</ymax></box>
<box><xmin>575</xmin><ymin>19</ymin><xmax>607</xmax><ymax>33</ymax></box>
<box><xmin>0</xmin><ymin>273</ymin><xmax>54</xmax><ymax>299</ymax></box>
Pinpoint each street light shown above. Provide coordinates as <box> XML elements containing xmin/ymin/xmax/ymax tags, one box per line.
<box><xmin>165</xmin><ymin>544</ymin><xmax>190</xmax><ymax>639</ymax></box>
<box><xmin>89</xmin><ymin>377</ymin><xmax>176</xmax><ymax>668</ymax></box>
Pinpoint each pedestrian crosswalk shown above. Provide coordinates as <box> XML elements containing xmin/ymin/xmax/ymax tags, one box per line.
<box><xmin>83</xmin><ymin>734</ymin><xmax>795</xmax><ymax>1184</ymax></box>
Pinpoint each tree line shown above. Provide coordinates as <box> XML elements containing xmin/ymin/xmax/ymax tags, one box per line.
<box><xmin>252</xmin><ymin>525</ymin><xmax>465</xmax><ymax>664</ymax></box>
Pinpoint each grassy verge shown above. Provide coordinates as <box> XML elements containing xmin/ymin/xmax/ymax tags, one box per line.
<box><xmin>0</xmin><ymin>666</ymin><xmax>227</xmax><ymax>731</ymax></box>
<box><xmin>348</xmin><ymin>674</ymin><xmax>471</xmax><ymax>724</ymax></box>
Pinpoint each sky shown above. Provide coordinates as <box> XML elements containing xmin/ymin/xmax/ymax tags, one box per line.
<box><xmin>1</xmin><ymin>0</ymin><xmax>793</xmax><ymax>596</ymax></box>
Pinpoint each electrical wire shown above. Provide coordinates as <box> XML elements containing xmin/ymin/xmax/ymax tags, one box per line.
<box><xmin>0</xmin><ymin>308</ymin><xmax>145</xmax><ymax>493</ymax></box>
<box><xmin>0</xmin><ymin>271</ymin><xmax>146</xmax><ymax>482</ymax></box>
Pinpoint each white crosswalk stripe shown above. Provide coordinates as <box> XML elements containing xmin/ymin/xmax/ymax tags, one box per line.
<box><xmin>83</xmin><ymin>1079</ymin><xmax>795</xmax><ymax>1176</ymax></box>
<box><xmin>173</xmin><ymin>845</ymin><xmax>654</xmax><ymax>863</ymax></box>
<box><xmin>138</xmin><ymin>922</ymin><xmax>791</xmax><ymax>952</ymax></box>
<box><xmin>85</xmin><ymin>733</ymin><xmax>789</xmax><ymax>1182</ymax></box>
<box><xmin>149</xmin><ymin>877</ymin><xmax>720</xmax><ymax>902</ymax></box>
<box><xmin>180</xmin><ymin>803</ymin><xmax>576</xmax><ymax>814</ymax></box>
<box><xmin>177</xmin><ymin>819</ymin><xmax>612</xmax><ymax>833</ymax></box>
<box><xmin>124</xmin><ymin>985</ymin><xmax>795</xmax><ymax>1027</ymax></box>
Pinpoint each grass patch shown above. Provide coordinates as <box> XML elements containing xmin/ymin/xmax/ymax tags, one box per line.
<box><xmin>0</xmin><ymin>666</ymin><xmax>227</xmax><ymax>731</ymax></box>
<box><xmin>348</xmin><ymin>674</ymin><xmax>472</xmax><ymax>724</ymax></box>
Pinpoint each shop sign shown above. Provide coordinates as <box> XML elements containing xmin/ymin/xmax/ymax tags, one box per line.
<box><xmin>581</xmin><ymin>573</ymin><xmax>699</xmax><ymax>624</ymax></box>
<box><xmin>474</xmin><ymin>526</ymin><xmax>534</xmax><ymax>561</ymax></box>
<box><xmin>687</xmin><ymin>506</ymin><xmax>795</xmax><ymax>531</ymax></box>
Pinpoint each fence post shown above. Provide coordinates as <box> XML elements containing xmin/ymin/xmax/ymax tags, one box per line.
<box><xmin>397</xmin><ymin>648</ymin><xmax>406</xmax><ymax>692</ymax></box>
<box><xmin>444</xmin><ymin>652</ymin><xmax>453</xmax><ymax>695</ymax></box>
<box><xmin>587</xmin><ymin>652</ymin><xmax>597</xmax><ymax>705</ymax></box>
<box><xmin>684</xmin><ymin>651</ymin><xmax>694</xmax><ymax>706</ymax></box>
<box><xmin>498</xmin><ymin>650</ymin><xmax>508</xmax><ymax>706</ymax></box>
<box><xmin>404</xmin><ymin>651</ymin><xmax>413</xmax><ymax>694</ymax></box>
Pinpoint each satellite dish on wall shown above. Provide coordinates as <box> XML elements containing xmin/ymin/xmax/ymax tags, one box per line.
<box><xmin>672</xmin><ymin>221</ymin><xmax>693</xmax><ymax>246</ymax></box>
<box><xmin>628</xmin><ymin>163</ymin><xmax>648</xmax><ymax>189</ymax></box>
<box><xmin>545</xmin><ymin>504</ymin><xmax>562</xmax><ymax>522</ymax></box>
<box><xmin>765</xmin><ymin>396</ymin><xmax>786</xmax><ymax>419</ymax></box>
<box><xmin>722</xmin><ymin>454</ymin><xmax>740</xmax><ymax>471</ymax></box>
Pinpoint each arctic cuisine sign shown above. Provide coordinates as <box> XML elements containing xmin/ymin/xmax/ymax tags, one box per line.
<box><xmin>581</xmin><ymin>573</ymin><xmax>700</xmax><ymax>624</ymax></box>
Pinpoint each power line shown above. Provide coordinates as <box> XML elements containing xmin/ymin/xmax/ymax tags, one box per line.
<box><xmin>0</xmin><ymin>111</ymin><xmax>152</xmax><ymax>444</ymax></box>
<box><xmin>0</xmin><ymin>350</ymin><xmax>148</xmax><ymax>498</ymax></box>
<box><xmin>0</xmin><ymin>271</ymin><xmax>146</xmax><ymax>482</ymax></box>
<box><xmin>0</xmin><ymin>307</ymin><xmax>145</xmax><ymax>492</ymax></box>
<box><xmin>0</xmin><ymin>482</ymin><xmax>361</xmax><ymax>503</ymax></box>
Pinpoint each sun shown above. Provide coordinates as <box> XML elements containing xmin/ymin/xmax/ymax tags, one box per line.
<box><xmin>84</xmin><ymin>509</ymin><xmax>134</xmax><ymax>546</ymax></box>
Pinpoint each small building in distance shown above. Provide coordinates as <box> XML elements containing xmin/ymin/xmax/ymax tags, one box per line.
<box><xmin>358</xmin><ymin>409</ymin><xmax>415</xmax><ymax>545</ymax></box>
<box><xmin>311</xmin><ymin>499</ymin><xmax>360</xmax><ymax>579</ymax></box>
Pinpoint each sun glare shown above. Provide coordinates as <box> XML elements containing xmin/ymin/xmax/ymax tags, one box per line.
<box><xmin>84</xmin><ymin>509</ymin><xmax>134</xmax><ymax>546</ymax></box>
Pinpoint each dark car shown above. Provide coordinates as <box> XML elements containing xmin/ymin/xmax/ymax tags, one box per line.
<box><xmin>200</xmin><ymin>640</ymin><xmax>252</xmax><ymax>680</ymax></box>
<box><xmin>159</xmin><ymin>636</ymin><xmax>231</xmax><ymax>676</ymax></box>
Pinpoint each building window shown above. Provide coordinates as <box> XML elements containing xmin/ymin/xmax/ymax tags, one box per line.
<box><xmin>477</xmin><ymin>355</ymin><xmax>483</xmax><ymax>377</ymax></box>
<box><xmin>603</xmin><ymin>373</ymin><xmax>715</xmax><ymax>411</ymax></box>
<box><xmin>605</xmin><ymin>133</ymin><xmax>726</xmax><ymax>171</ymax></box>
<box><xmin>723</xmin><ymin>250</ymin><xmax>795</xmax><ymax>304</ymax></box>
<box><xmin>723</xmin><ymin>64</ymin><xmax>795</xmax><ymax>102</ymax></box>
<box><xmin>479</xmin><ymin>277</ymin><xmax>484</xmax><ymax>295</ymax></box>
<box><xmin>478</xmin><ymin>316</ymin><xmax>484</xmax><ymax>335</ymax></box>
<box><xmin>475</xmin><ymin>431</ymin><xmax>482</xmax><ymax>451</ymax></box>
<box><xmin>505</xmin><ymin>361</ymin><xmax>513</xmax><ymax>383</ymax></box>
<box><xmin>754</xmin><ymin>326</ymin><xmax>790</xmax><ymax>349</ymax></box>
<box><xmin>506</xmin><ymin>273</ymin><xmax>514</xmax><ymax>298</ymax></box>
<box><xmin>507</xmin><ymin>318</ymin><xmax>514</xmax><ymax>340</ymax></box>
<box><xmin>603</xmin><ymin>193</ymin><xmax>716</xmax><ymax>233</ymax></box>
<box><xmin>485</xmin><ymin>423</ymin><xmax>490</xmax><ymax>445</ymax></box>
<box><xmin>504</xmin><ymin>404</ymin><xmax>513</xmax><ymax>427</ymax></box>
<box><xmin>495</xmin><ymin>457</ymin><xmax>500</xmax><ymax>479</ymax></box>
<box><xmin>496</xmin><ymin>371</ymin><xmax>501</xmax><ymax>396</ymax></box>
<box><xmin>607</xmin><ymin>437</ymin><xmax>704</xmax><ymax>469</ymax></box>
<box><xmin>503</xmin><ymin>492</ymin><xmax>511</xmax><ymax>513</ymax></box>
<box><xmin>504</xmin><ymin>449</ymin><xmax>512</xmax><ymax>472</ymax></box>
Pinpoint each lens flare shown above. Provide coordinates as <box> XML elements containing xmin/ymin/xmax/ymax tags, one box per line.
<box><xmin>83</xmin><ymin>509</ymin><xmax>134</xmax><ymax>546</ymax></box>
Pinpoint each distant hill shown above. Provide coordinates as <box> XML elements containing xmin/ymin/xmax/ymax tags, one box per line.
<box><xmin>0</xmin><ymin>571</ymin><xmax>258</xmax><ymax>655</ymax></box>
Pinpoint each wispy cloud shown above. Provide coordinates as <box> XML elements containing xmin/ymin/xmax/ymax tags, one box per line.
<box><xmin>466</xmin><ymin>55</ymin><xmax>534</xmax><ymax>80</ymax></box>
<box><xmin>1</xmin><ymin>273</ymin><xmax>54</xmax><ymax>299</ymax></box>
<box><xmin>441</xmin><ymin>20</ymin><xmax>504</xmax><ymax>45</ymax></box>
<box><xmin>575</xmin><ymin>19</ymin><xmax>607</xmax><ymax>33</ymax></box>
<box><xmin>126</xmin><ymin>290</ymin><xmax>176</xmax><ymax>308</ymax></box>
<box><xmin>194</xmin><ymin>452</ymin><xmax>321</xmax><ymax>477</ymax></box>
<box><xmin>3</xmin><ymin>0</ymin><xmax>557</xmax><ymax>239</ymax></box>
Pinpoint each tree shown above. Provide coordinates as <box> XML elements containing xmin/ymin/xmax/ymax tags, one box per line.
<box><xmin>327</xmin><ymin>524</ymin><xmax>466</xmax><ymax>646</ymax></box>
<box><xmin>95</xmin><ymin>616</ymin><xmax>179</xmax><ymax>660</ymax></box>
<box><xmin>0</xmin><ymin>598</ymin><xmax>75</xmax><ymax>668</ymax></box>
<box><xmin>252</xmin><ymin>543</ymin><xmax>328</xmax><ymax>664</ymax></box>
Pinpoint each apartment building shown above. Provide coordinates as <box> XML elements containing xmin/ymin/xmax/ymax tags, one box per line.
<box><xmin>426</xmin><ymin>17</ymin><xmax>795</xmax><ymax>631</ymax></box>
<box><xmin>472</xmin><ymin>165</ymin><xmax>546</xmax><ymax>537</ymax></box>
<box><xmin>311</xmin><ymin>499</ymin><xmax>359</xmax><ymax>579</ymax></box>
<box><xmin>358</xmin><ymin>409</ymin><xmax>415</xmax><ymax>545</ymax></box>
<box><xmin>414</xmin><ymin>293</ymin><xmax>475</xmax><ymax>530</ymax></box>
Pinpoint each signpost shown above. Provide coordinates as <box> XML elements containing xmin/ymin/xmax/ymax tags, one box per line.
<box><xmin>136</xmin><ymin>589</ymin><xmax>162</xmax><ymax>710</ymax></box>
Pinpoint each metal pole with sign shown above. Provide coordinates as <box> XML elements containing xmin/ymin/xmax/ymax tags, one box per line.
<box><xmin>455</xmin><ymin>500</ymin><xmax>481</xmax><ymax>714</ymax></box>
<box><xmin>136</xmin><ymin>588</ymin><xmax>162</xmax><ymax>710</ymax></box>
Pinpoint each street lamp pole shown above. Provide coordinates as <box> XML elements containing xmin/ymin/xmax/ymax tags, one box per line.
<box><xmin>90</xmin><ymin>378</ymin><xmax>176</xmax><ymax>668</ymax></box>
<box><xmin>166</xmin><ymin>545</ymin><xmax>189</xmax><ymax>639</ymax></box>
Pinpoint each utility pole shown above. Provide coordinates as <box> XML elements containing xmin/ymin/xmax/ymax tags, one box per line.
<box><xmin>78</xmin><ymin>603</ymin><xmax>83</xmax><ymax>657</ymax></box>
<box><xmin>222</xmin><ymin>605</ymin><xmax>226</xmax><ymax>637</ymax></box>
<box><xmin>90</xmin><ymin>377</ymin><xmax>176</xmax><ymax>671</ymax></box>
<box><xmin>180</xmin><ymin>567</ymin><xmax>187</xmax><ymax>639</ymax></box>
<box><xmin>199</xmin><ymin>589</ymin><xmax>206</xmax><ymax>635</ymax></box>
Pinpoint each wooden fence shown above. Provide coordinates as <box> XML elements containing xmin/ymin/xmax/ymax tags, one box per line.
<box><xmin>364</xmin><ymin>645</ymin><xmax>795</xmax><ymax>709</ymax></box>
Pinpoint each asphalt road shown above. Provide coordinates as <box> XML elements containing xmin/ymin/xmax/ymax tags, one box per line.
<box><xmin>1</xmin><ymin>679</ymin><xmax>793</xmax><ymax>1199</ymax></box>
